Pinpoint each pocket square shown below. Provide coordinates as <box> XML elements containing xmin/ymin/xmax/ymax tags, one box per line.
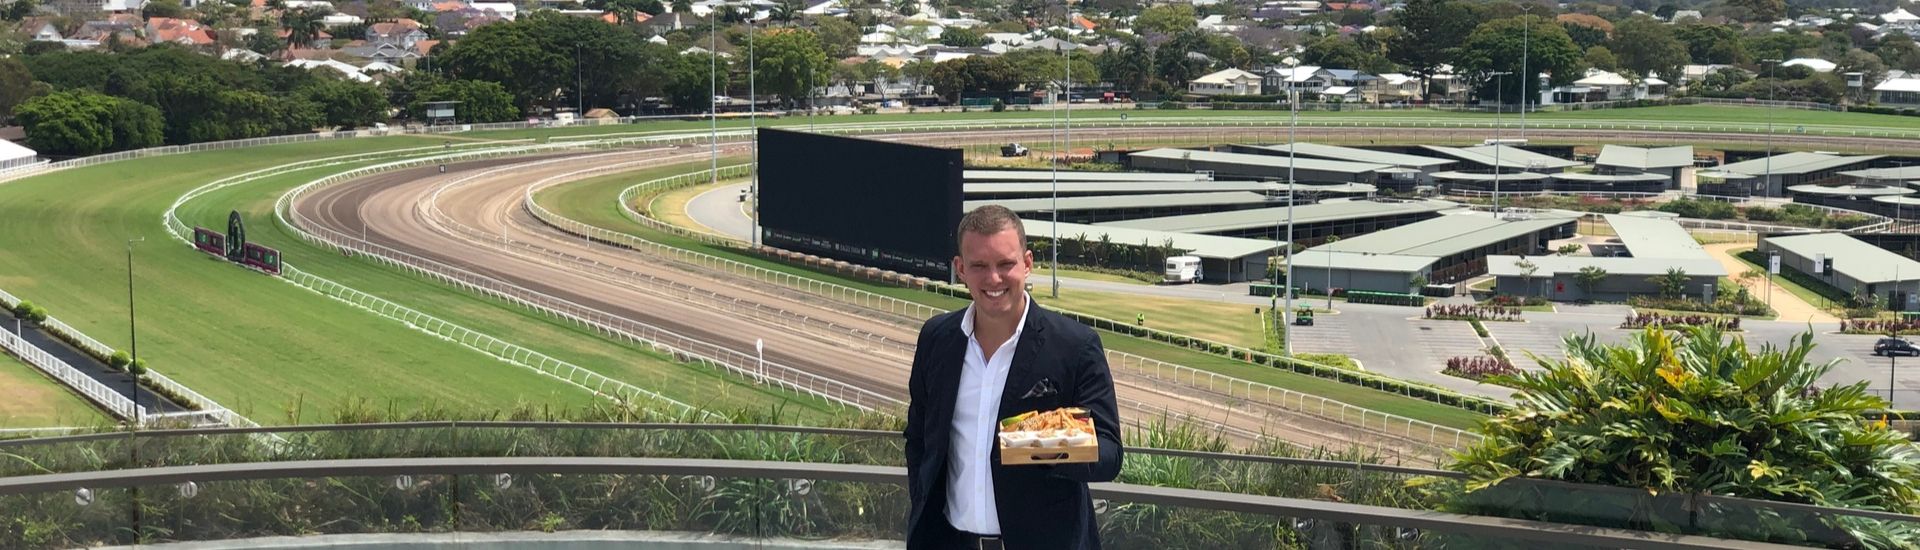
<box><xmin>1021</xmin><ymin>378</ymin><xmax>1059</xmax><ymax>399</ymax></box>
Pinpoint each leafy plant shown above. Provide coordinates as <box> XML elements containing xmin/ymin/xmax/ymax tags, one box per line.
<box><xmin>1620</xmin><ymin>312</ymin><xmax>1739</xmax><ymax>330</ymax></box>
<box><xmin>1572</xmin><ymin>265</ymin><xmax>1607</xmax><ymax>298</ymax></box>
<box><xmin>1425</xmin><ymin>304</ymin><xmax>1521</xmax><ymax>322</ymax></box>
<box><xmin>1443</xmin><ymin>356</ymin><xmax>1518</xmax><ymax>381</ymax></box>
<box><xmin>1649</xmin><ymin>267</ymin><xmax>1691</xmax><ymax>299</ymax></box>
<box><xmin>1445</xmin><ymin>328</ymin><xmax>1920</xmax><ymax>547</ymax></box>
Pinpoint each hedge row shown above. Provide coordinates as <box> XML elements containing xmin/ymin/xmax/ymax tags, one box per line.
<box><xmin>1348</xmin><ymin>290</ymin><xmax>1425</xmax><ymax>307</ymax></box>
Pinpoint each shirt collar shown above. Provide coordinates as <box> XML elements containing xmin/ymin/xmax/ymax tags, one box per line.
<box><xmin>960</xmin><ymin>290</ymin><xmax>1032</xmax><ymax>341</ymax></box>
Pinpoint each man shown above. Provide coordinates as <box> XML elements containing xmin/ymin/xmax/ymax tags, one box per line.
<box><xmin>904</xmin><ymin>205</ymin><xmax>1124</xmax><ymax>550</ymax></box>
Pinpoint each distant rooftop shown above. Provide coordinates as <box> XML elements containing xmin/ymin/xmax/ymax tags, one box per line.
<box><xmin>1787</xmin><ymin>184</ymin><xmax>1914</xmax><ymax>197</ymax></box>
<box><xmin>1021</xmin><ymin>219</ymin><xmax>1282</xmax><ymax>260</ymax></box>
<box><xmin>1840</xmin><ymin>165</ymin><xmax>1920</xmax><ymax>181</ymax></box>
<box><xmin>1096</xmin><ymin>197</ymin><xmax>1458</xmax><ymax>234</ymax></box>
<box><xmin>1431</xmin><ymin>171</ymin><xmax>1551</xmax><ymax>182</ymax></box>
<box><xmin>1418</xmin><ymin>145</ymin><xmax>1583</xmax><ymax>170</ymax></box>
<box><xmin>1487</xmin><ymin>255</ymin><xmax>1727</xmax><ymax>278</ymax></box>
<box><xmin>1604</xmin><ymin>213</ymin><xmax>1726</xmax><ymax>274</ymax></box>
<box><xmin>1241</xmin><ymin>143</ymin><xmax>1456</xmax><ymax>169</ymax></box>
<box><xmin>1718</xmin><ymin>152</ymin><xmax>1885</xmax><ymax>177</ymax></box>
<box><xmin>1551</xmin><ymin>172</ymin><xmax>1672</xmax><ymax>183</ymax></box>
<box><xmin>966</xmin><ymin>191</ymin><xmax>1275</xmax><ymax>213</ymax></box>
<box><xmin>964</xmin><ymin>181</ymin><xmax>1280</xmax><ymax>195</ymax></box>
<box><xmin>1594</xmin><ymin>145</ymin><xmax>1695</xmax><ymax>170</ymax></box>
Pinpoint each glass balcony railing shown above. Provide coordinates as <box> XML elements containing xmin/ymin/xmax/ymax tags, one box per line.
<box><xmin>1</xmin><ymin>422</ymin><xmax>1914</xmax><ymax>549</ymax></box>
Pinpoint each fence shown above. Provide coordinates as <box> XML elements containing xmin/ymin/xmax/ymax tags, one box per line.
<box><xmin>0</xmin><ymin>321</ymin><xmax>145</xmax><ymax>421</ymax></box>
<box><xmin>268</xmin><ymin>147</ymin><xmax>903</xmax><ymax>415</ymax></box>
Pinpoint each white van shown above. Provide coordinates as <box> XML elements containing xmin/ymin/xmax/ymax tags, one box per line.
<box><xmin>1163</xmin><ymin>256</ymin><xmax>1203</xmax><ymax>284</ymax></box>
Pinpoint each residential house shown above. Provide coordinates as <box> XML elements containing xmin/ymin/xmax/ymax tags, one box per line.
<box><xmin>343</xmin><ymin>41</ymin><xmax>420</xmax><ymax>63</ymax></box>
<box><xmin>19</xmin><ymin>18</ymin><xmax>61</xmax><ymax>41</ymax></box>
<box><xmin>1876</xmin><ymin>78</ymin><xmax>1920</xmax><ymax>107</ymax></box>
<box><xmin>469</xmin><ymin>1</ymin><xmax>515</xmax><ymax>19</ymax></box>
<box><xmin>1670</xmin><ymin>10</ymin><xmax>1702</xmax><ymax>22</ymax></box>
<box><xmin>1015</xmin><ymin>36</ymin><xmax>1078</xmax><ymax>51</ymax></box>
<box><xmin>640</xmin><ymin>12</ymin><xmax>704</xmax><ymax>33</ymax></box>
<box><xmin>800</xmin><ymin>0</ymin><xmax>843</xmax><ymax>17</ymax></box>
<box><xmin>1372</xmin><ymin>73</ymin><xmax>1418</xmax><ymax>103</ymax></box>
<box><xmin>982</xmin><ymin>32</ymin><xmax>1026</xmax><ymax>47</ymax></box>
<box><xmin>148</xmin><ymin>17</ymin><xmax>218</xmax><ymax>47</ymax></box>
<box><xmin>1546</xmin><ymin>69</ymin><xmax>1667</xmax><ymax>103</ymax></box>
<box><xmin>222</xmin><ymin>48</ymin><xmax>268</xmax><ymax>62</ymax></box>
<box><xmin>277</xmin><ymin>27</ymin><xmax>335</xmax><ymax>48</ymax></box>
<box><xmin>367</xmin><ymin>19</ymin><xmax>428</xmax><ymax>49</ymax></box>
<box><xmin>1884</xmin><ymin>7</ymin><xmax>1920</xmax><ymax>24</ymax></box>
<box><xmin>1680</xmin><ymin>64</ymin><xmax>1743</xmax><ymax>89</ymax></box>
<box><xmin>322</xmin><ymin>13</ymin><xmax>364</xmax><ymax>27</ymax></box>
<box><xmin>1189</xmin><ymin>68</ymin><xmax>1263</xmax><ymax>96</ymax></box>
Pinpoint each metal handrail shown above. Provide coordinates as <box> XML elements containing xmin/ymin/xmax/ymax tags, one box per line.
<box><xmin>0</xmin><ymin>456</ymin><xmax>1811</xmax><ymax>550</ymax></box>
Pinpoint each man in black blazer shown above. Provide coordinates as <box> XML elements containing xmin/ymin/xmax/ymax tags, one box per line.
<box><xmin>904</xmin><ymin>205</ymin><xmax>1124</xmax><ymax>550</ymax></box>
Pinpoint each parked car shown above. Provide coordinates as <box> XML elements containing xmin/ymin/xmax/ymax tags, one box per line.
<box><xmin>1875</xmin><ymin>338</ymin><xmax>1920</xmax><ymax>357</ymax></box>
<box><xmin>1001</xmin><ymin>143</ymin><xmax>1029</xmax><ymax>157</ymax></box>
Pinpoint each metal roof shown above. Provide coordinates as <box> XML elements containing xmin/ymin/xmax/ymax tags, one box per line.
<box><xmin>966</xmin><ymin>191</ymin><xmax>1275</xmax><ymax>213</ymax></box>
<box><xmin>1550</xmin><ymin>172</ymin><xmax>1672</xmax><ymax>183</ymax></box>
<box><xmin>1244</xmin><ymin>143</ymin><xmax>1456</xmax><ymax>169</ymax></box>
<box><xmin>964</xmin><ymin>170</ymin><xmax>1212</xmax><ymax>182</ymax></box>
<box><xmin>1764</xmin><ymin>232</ymin><xmax>1920</xmax><ymax>284</ymax></box>
<box><xmin>1486</xmin><ymin>255</ymin><xmax>1728</xmax><ymax>277</ymax></box>
<box><xmin>1602</xmin><ymin>214</ymin><xmax>1721</xmax><ymax>269</ymax></box>
<box><xmin>1873</xmin><ymin>195</ymin><xmax>1920</xmax><ymax>206</ymax></box>
<box><xmin>1096</xmin><ymin>197</ymin><xmax>1458</xmax><ymax>234</ymax></box>
<box><xmin>1840</xmin><ymin>166</ymin><xmax>1920</xmax><ymax>182</ymax></box>
<box><xmin>1285</xmin><ymin>250</ymin><xmax>1440</xmax><ymax>273</ymax></box>
<box><xmin>1418</xmin><ymin>145</ymin><xmax>1583</xmax><ymax>170</ymax></box>
<box><xmin>964</xmin><ymin>181</ymin><xmax>1280</xmax><ymax>195</ymax></box>
<box><xmin>1594</xmin><ymin>145</ymin><xmax>1695</xmax><ymax>170</ymax></box>
<box><xmin>1787</xmin><ymin>184</ymin><xmax>1914</xmax><ymax>197</ymax></box>
<box><xmin>1316</xmin><ymin>213</ymin><xmax>1575</xmax><ymax>258</ymax></box>
<box><xmin>1431</xmin><ymin>171</ymin><xmax>1551</xmax><ymax>182</ymax></box>
<box><xmin>1717</xmin><ymin>152</ymin><xmax>1885</xmax><ymax>177</ymax></box>
<box><xmin>1022</xmin><ymin>219</ymin><xmax>1282</xmax><ymax>260</ymax></box>
<box><xmin>1129</xmin><ymin>148</ymin><xmax>1393</xmax><ymax>175</ymax></box>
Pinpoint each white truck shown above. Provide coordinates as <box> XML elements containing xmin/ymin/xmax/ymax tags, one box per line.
<box><xmin>1163</xmin><ymin>256</ymin><xmax>1203</xmax><ymax>284</ymax></box>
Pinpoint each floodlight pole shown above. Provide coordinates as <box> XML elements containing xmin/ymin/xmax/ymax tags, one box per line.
<box><xmin>125</xmin><ymin>235</ymin><xmax>143</xmax><ymax>540</ymax></box>
<box><xmin>1282</xmin><ymin>73</ymin><xmax>1298</xmax><ymax>356</ymax></box>
<box><xmin>1763</xmin><ymin>59</ymin><xmax>1780</xmax><ymax>199</ymax></box>
<box><xmin>1491</xmin><ymin>71</ymin><xmax>1510</xmax><ymax>214</ymax></box>
<box><xmin>709</xmin><ymin>16</ymin><xmax>719</xmax><ymax>186</ymax></box>
<box><xmin>747</xmin><ymin>4</ymin><xmax>759</xmax><ymax>247</ymax></box>
<box><xmin>1271</xmin><ymin>75</ymin><xmax>1290</xmax><ymax>332</ymax></box>
<box><xmin>1519</xmin><ymin>5</ymin><xmax>1531</xmax><ymax>141</ymax></box>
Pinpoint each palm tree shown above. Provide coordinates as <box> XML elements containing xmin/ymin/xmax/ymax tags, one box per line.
<box><xmin>670</xmin><ymin>0</ymin><xmax>691</xmax><ymax>14</ymax></box>
<box><xmin>280</xmin><ymin>8</ymin><xmax>328</xmax><ymax>49</ymax></box>
<box><xmin>769</xmin><ymin>0</ymin><xmax>798</xmax><ymax>22</ymax></box>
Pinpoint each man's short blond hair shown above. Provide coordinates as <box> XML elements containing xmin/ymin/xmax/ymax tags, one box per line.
<box><xmin>957</xmin><ymin>205</ymin><xmax>1027</xmax><ymax>250</ymax></box>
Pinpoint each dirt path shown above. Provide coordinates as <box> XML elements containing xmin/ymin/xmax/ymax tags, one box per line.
<box><xmin>1704</xmin><ymin>242</ymin><xmax>1838</xmax><ymax>323</ymax></box>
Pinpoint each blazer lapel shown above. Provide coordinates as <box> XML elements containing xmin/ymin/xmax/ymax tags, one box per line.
<box><xmin>997</xmin><ymin>303</ymin><xmax>1048</xmax><ymax>419</ymax></box>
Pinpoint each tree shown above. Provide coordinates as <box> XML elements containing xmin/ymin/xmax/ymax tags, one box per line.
<box><xmin>0</xmin><ymin>58</ymin><xmax>35</xmax><ymax>122</ymax></box>
<box><xmin>280</xmin><ymin>8</ymin><xmax>331</xmax><ymax>48</ymax></box>
<box><xmin>929</xmin><ymin>55</ymin><xmax>1017</xmax><ymax>102</ymax></box>
<box><xmin>246</xmin><ymin>24</ymin><xmax>287</xmax><ymax>54</ymax></box>
<box><xmin>1514</xmin><ymin>258</ymin><xmax>1538</xmax><ymax>297</ymax></box>
<box><xmin>410</xmin><ymin>78</ymin><xmax>519</xmax><ymax>122</ymax></box>
<box><xmin>1696</xmin><ymin>66</ymin><xmax>1750</xmax><ymax>94</ymax></box>
<box><xmin>1302</xmin><ymin>36</ymin><xmax>1376</xmax><ymax>72</ymax></box>
<box><xmin>3</xmin><ymin>0</ymin><xmax>36</xmax><ymax>21</ymax></box>
<box><xmin>1096</xmin><ymin>36</ymin><xmax>1153</xmax><ymax>95</ymax></box>
<box><xmin>1674</xmin><ymin>23</ymin><xmax>1746</xmax><ymax>65</ymax></box>
<box><xmin>1650</xmin><ymin>267</ymin><xmax>1689</xmax><ymax>299</ymax></box>
<box><xmin>1837</xmin><ymin>48</ymin><xmax>1887</xmax><ymax>101</ymax></box>
<box><xmin>1556</xmin><ymin>13</ymin><xmax>1612</xmax><ymax>50</ymax></box>
<box><xmin>1583</xmin><ymin>46</ymin><xmax>1618</xmax><ymax>72</ymax></box>
<box><xmin>1555</xmin><ymin>243</ymin><xmax>1583</xmax><ymax>256</ymax></box>
<box><xmin>143</xmin><ymin>0</ymin><xmax>185</xmax><ymax>18</ymax></box>
<box><xmin>999</xmin><ymin>49</ymin><xmax>1099</xmax><ymax>86</ymax></box>
<box><xmin>1611</xmin><ymin>15</ymin><xmax>1688</xmax><ymax>81</ymax></box>
<box><xmin>1132</xmin><ymin>4</ymin><xmax>1195</xmax><ymax>35</ymax></box>
<box><xmin>810</xmin><ymin>16</ymin><xmax>859</xmax><ymax>57</ymax></box>
<box><xmin>1447</xmin><ymin>328</ymin><xmax>1920</xmax><ymax>545</ymax></box>
<box><xmin>1723</xmin><ymin>0</ymin><xmax>1784</xmax><ymax>23</ymax></box>
<box><xmin>1455</xmin><ymin>15</ymin><xmax>1582</xmax><ymax>104</ymax></box>
<box><xmin>1572</xmin><ymin>265</ymin><xmax>1606</xmax><ymax>298</ymax></box>
<box><xmin>1877</xmin><ymin>34</ymin><xmax>1920</xmax><ymax>72</ymax></box>
<box><xmin>299</xmin><ymin>78</ymin><xmax>386</xmax><ymax>129</ymax></box>
<box><xmin>752</xmin><ymin>29</ymin><xmax>831</xmax><ymax>105</ymax></box>
<box><xmin>940</xmin><ymin>26</ymin><xmax>988</xmax><ymax>47</ymax></box>
<box><xmin>669</xmin><ymin>0</ymin><xmax>690</xmax><ymax>13</ymax></box>
<box><xmin>16</xmin><ymin>89</ymin><xmax>162</xmax><ymax>155</ymax></box>
<box><xmin>1388</xmin><ymin>0</ymin><xmax>1474</xmax><ymax>102</ymax></box>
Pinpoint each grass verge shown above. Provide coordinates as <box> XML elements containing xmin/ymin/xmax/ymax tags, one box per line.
<box><xmin>0</xmin><ymin>351</ymin><xmax>107</xmax><ymax>429</ymax></box>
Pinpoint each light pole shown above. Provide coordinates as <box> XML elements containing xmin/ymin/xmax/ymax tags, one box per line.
<box><xmin>709</xmin><ymin>14</ymin><xmax>719</xmax><ymax>186</ymax></box>
<box><xmin>1324</xmin><ymin>234</ymin><xmax>1339</xmax><ymax>311</ymax></box>
<box><xmin>1055</xmin><ymin>45</ymin><xmax>1073</xmax><ymax>299</ymax></box>
<box><xmin>1518</xmin><ymin>4</ymin><xmax>1531</xmax><ymax>141</ymax></box>
<box><xmin>1282</xmin><ymin>66</ymin><xmax>1299</xmax><ymax>356</ymax></box>
<box><xmin>744</xmin><ymin>2</ymin><xmax>759</xmax><ymax>247</ymax></box>
<box><xmin>125</xmin><ymin>235</ymin><xmax>143</xmax><ymax>540</ymax></box>
<box><xmin>1763</xmin><ymin>58</ymin><xmax>1780</xmax><ymax>199</ymax></box>
<box><xmin>1490</xmin><ymin>71</ymin><xmax>1511</xmax><ymax>213</ymax></box>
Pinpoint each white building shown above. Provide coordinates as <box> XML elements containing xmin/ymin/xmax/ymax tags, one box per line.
<box><xmin>1876</xmin><ymin>78</ymin><xmax>1920</xmax><ymax>107</ymax></box>
<box><xmin>1189</xmin><ymin>68</ymin><xmax>1263</xmax><ymax>96</ymax></box>
<box><xmin>1784</xmin><ymin>57</ymin><xmax>1837</xmax><ymax>73</ymax></box>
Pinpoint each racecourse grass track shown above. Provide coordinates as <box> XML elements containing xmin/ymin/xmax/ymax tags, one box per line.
<box><xmin>538</xmin><ymin>162</ymin><xmax>1490</xmax><ymax>430</ymax></box>
<box><xmin>177</xmin><ymin>157</ymin><xmax>843</xmax><ymax>422</ymax></box>
<box><xmin>0</xmin><ymin>138</ymin><xmax>823</xmax><ymax>424</ymax></box>
<box><xmin>0</xmin><ymin>351</ymin><xmax>106</xmax><ymax>429</ymax></box>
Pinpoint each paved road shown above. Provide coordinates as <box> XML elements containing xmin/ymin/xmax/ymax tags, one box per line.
<box><xmin>682</xmin><ymin>182</ymin><xmax>754</xmax><ymax>239</ymax></box>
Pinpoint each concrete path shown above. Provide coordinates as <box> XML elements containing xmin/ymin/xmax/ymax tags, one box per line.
<box><xmin>1704</xmin><ymin>242</ymin><xmax>1837</xmax><ymax>323</ymax></box>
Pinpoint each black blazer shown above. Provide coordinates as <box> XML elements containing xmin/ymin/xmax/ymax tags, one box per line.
<box><xmin>903</xmin><ymin>301</ymin><xmax>1124</xmax><ymax>550</ymax></box>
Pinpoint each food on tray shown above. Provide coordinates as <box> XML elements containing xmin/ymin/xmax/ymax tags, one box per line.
<box><xmin>999</xmin><ymin>408</ymin><xmax>1094</xmax><ymax>449</ymax></box>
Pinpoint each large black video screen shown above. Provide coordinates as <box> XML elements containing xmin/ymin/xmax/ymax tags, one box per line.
<box><xmin>759</xmin><ymin>128</ymin><xmax>964</xmax><ymax>281</ymax></box>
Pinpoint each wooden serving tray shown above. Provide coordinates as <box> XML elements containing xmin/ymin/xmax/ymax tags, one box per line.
<box><xmin>1001</xmin><ymin>439</ymin><xmax>1099</xmax><ymax>465</ymax></box>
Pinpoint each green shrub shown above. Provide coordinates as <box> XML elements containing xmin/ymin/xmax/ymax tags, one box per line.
<box><xmin>109</xmin><ymin>351</ymin><xmax>131</xmax><ymax>370</ymax></box>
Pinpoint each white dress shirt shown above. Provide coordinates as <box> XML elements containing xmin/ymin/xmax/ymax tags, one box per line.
<box><xmin>945</xmin><ymin>293</ymin><xmax>1031</xmax><ymax>535</ymax></box>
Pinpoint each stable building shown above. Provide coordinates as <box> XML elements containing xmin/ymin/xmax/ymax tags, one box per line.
<box><xmin>1096</xmin><ymin>197</ymin><xmax>1459</xmax><ymax>244</ymax></box>
<box><xmin>1126</xmin><ymin>148</ymin><xmax>1390</xmax><ymax>184</ymax></box>
<box><xmin>1230</xmin><ymin>143</ymin><xmax>1456</xmax><ymax>191</ymax></box>
<box><xmin>1286</xmin><ymin>212</ymin><xmax>1578</xmax><ymax>294</ymax></box>
<box><xmin>1593</xmin><ymin>145</ymin><xmax>1694</xmax><ymax>188</ymax></box>
<box><xmin>1717</xmin><ymin>152</ymin><xmax>1884</xmax><ymax>197</ymax></box>
<box><xmin>1488</xmin><ymin>213</ymin><xmax>1726</xmax><ymax>301</ymax></box>
<box><xmin>1547</xmin><ymin>172</ymin><xmax>1673</xmax><ymax>193</ymax></box>
<box><xmin>967</xmin><ymin>191</ymin><xmax>1279</xmax><ymax>224</ymax></box>
<box><xmin>962</xmin><ymin>180</ymin><xmax>1282</xmax><ymax>200</ymax></box>
<box><xmin>1417</xmin><ymin>145</ymin><xmax>1583</xmax><ymax>172</ymax></box>
<box><xmin>1022</xmin><ymin>219</ymin><xmax>1282</xmax><ymax>283</ymax></box>
<box><xmin>1786</xmin><ymin>184</ymin><xmax>1914</xmax><ymax>212</ymax></box>
<box><xmin>1760</xmin><ymin>232</ymin><xmax>1920</xmax><ymax>310</ymax></box>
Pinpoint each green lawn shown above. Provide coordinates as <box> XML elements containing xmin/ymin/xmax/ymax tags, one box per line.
<box><xmin>0</xmin><ymin>352</ymin><xmax>107</xmax><ymax>429</ymax></box>
<box><xmin>534</xmin><ymin>161</ymin><xmax>1490</xmax><ymax>430</ymax></box>
<box><xmin>175</xmin><ymin>160</ymin><xmax>840</xmax><ymax>423</ymax></box>
<box><xmin>1036</xmin><ymin>287</ymin><xmax>1266</xmax><ymax>350</ymax></box>
<box><xmin>0</xmin><ymin>139</ymin><xmax>820</xmax><ymax>425</ymax></box>
<box><xmin>1032</xmin><ymin>263</ymin><xmax>1154</xmax><ymax>285</ymax></box>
